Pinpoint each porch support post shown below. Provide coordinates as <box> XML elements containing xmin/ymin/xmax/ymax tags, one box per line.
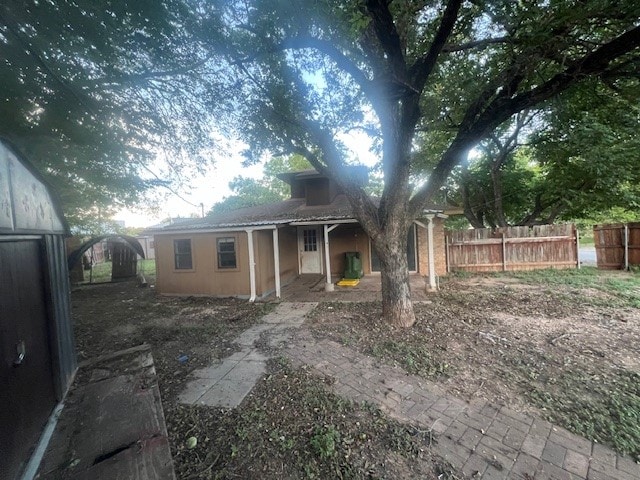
<box><xmin>323</xmin><ymin>224</ymin><xmax>334</xmax><ymax>291</ymax></box>
<box><xmin>426</xmin><ymin>215</ymin><xmax>437</xmax><ymax>291</ymax></box>
<box><xmin>323</xmin><ymin>224</ymin><xmax>340</xmax><ymax>292</ymax></box>
<box><xmin>246</xmin><ymin>229</ymin><xmax>257</xmax><ymax>302</ymax></box>
<box><xmin>272</xmin><ymin>227</ymin><xmax>281</xmax><ymax>298</ymax></box>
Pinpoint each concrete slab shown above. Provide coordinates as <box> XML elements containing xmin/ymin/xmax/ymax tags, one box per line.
<box><xmin>262</xmin><ymin>302</ymin><xmax>318</xmax><ymax>324</ymax></box>
<box><xmin>192</xmin><ymin>360</ymin><xmax>239</xmax><ymax>380</ymax></box>
<box><xmin>235</xmin><ymin>324</ymin><xmax>273</xmax><ymax>347</ymax></box>
<box><xmin>179</xmin><ymin>377</ymin><xmax>217</xmax><ymax>404</ymax></box>
<box><xmin>198</xmin><ymin>375</ymin><xmax>264</xmax><ymax>408</ymax></box>
<box><xmin>179</xmin><ymin>302</ymin><xmax>314</xmax><ymax>409</ymax></box>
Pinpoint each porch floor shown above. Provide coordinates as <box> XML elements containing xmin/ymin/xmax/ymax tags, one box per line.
<box><xmin>278</xmin><ymin>273</ymin><xmax>433</xmax><ymax>302</ymax></box>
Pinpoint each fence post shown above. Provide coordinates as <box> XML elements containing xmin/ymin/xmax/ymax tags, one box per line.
<box><xmin>445</xmin><ymin>234</ymin><xmax>450</xmax><ymax>273</ymax></box>
<box><xmin>575</xmin><ymin>227</ymin><xmax>580</xmax><ymax>270</ymax></box>
<box><xmin>624</xmin><ymin>224</ymin><xmax>629</xmax><ymax>271</ymax></box>
<box><xmin>502</xmin><ymin>233</ymin><xmax>507</xmax><ymax>271</ymax></box>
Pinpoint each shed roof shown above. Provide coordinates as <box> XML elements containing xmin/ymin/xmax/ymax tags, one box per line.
<box><xmin>0</xmin><ymin>138</ymin><xmax>68</xmax><ymax>235</ymax></box>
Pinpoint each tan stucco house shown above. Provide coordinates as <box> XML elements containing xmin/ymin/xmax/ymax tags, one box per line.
<box><xmin>151</xmin><ymin>170</ymin><xmax>449</xmax><ymax>300</ymax></box>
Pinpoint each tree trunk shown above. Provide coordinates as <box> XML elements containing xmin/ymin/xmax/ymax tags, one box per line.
<box><xmin>372</xmin><ymin>226</ymin><xmax>416</xmax><ymax>328</ymax></box>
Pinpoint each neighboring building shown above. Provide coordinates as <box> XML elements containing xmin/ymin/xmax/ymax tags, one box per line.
<box><xmin>138</xmin><ymin>218</ymin><xmax>196</xmax><ymax>261</ymax></box>
<box><xmin>0</xmin><ymin>139</ymin><xmax>76</xmax><ymax>479</ymax></box>
<box><xmin>151</xmin><ymin>169</ymin><xmax>449</xmax><ymax>300</ymax></box>
<box><xmin>135</xmin><ymin>235</ymin><xmax>155</xmax><ymax>260</ymax></box>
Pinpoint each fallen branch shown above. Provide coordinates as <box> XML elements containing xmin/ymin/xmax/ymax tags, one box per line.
<box><xmin>549</xmin><ymin>332</ymin><xmax>575</xmax><ymax>346</ymax></box>
<box><xmin>478</xmin><ymin>331</ymin><xmax>509</xmax><ymax>344</ymax></box>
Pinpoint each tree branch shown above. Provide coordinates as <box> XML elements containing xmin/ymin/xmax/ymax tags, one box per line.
<box><xmin>506</xmin><ymin>26</ymin><xmax>640</xmax><ymax>115</ymax></box>
<box><xmin>409</xmin><ymin>26</ymin><xmax>640</xmax><ymax>218</ymax></box>
<box><xmin>442</xmin><ymin>36</ymin><xmax>511</xmax><ymax>53</ymax></box>
<box><xmin>283</xmin><ymin>36</ymin><xmax>372</xmax><ymax>93</ymax></box>
<box><xmin>364</xmin><ymin>0</ymin><xmax>407</xmax><ymax>75</ymax></box>
<box><xmin>409</xmin><ymin>0</ymin><xmax>463</xmax><ymax>88</ymax></box>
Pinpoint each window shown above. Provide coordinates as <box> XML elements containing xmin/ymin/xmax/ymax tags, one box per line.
<box><xmin>217</xmin><ymin>237</ymin><xmax>237</xmax><ymax>269</ymax></box>
<box><xmin>303</xmin><ymin>229</ymin><xmax>318</xmax><ymax>252</ymax></box>
<box><xmin>174</xmin><ymin>239</ymin><xmax>193</xmax><ymax>270</ymax></box>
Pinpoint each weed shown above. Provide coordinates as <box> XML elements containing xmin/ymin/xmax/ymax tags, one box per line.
<box><xmin>371</xmin><ymin>340</ymin><xmax>450</xmax><ymax>378</ymax></box>
<box><xmin>310</xmin><ymin>425</ymin><xmax>340</xmax><ymax>459</ymax></box>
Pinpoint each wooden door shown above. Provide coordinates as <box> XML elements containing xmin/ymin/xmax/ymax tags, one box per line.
<box><xmin>0</xmin><ymin>240</ymin><xmax>56</xmax><ymax>479</ymax></box>
<box><xmin>298</xmin><ymin>227</ymin><xmax>322</xmax><ymax>274</ymax></box>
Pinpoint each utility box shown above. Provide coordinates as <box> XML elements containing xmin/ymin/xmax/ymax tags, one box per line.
<box><xmin>344</xmin><ymin>252</ymin><xmax>363</xmax><ymax>279</ymax></box>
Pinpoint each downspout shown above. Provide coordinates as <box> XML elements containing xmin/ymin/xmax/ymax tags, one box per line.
<box><xmin>272</xmin><ymin>227</ymin><xmax>281</xmax><ymax>298</ymax></box>
<box><xmin>246</xmin><ymin>228</ymin><xmax>256</xmax><ymax>302</ymax></box>
<box><xmin>426</xmin><ymin>215</ymin><xmax>437</xmax><ymax>291</ymax></box>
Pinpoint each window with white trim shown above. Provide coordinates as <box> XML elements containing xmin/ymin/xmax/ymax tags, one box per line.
<box><xmin>217</xmin><ymin>237</ymin><xmax>237</xmax><ymax>269</ymax></box>
<box><xmin>174</xmin><ymin>239</ymin><xmax>193</xmax><ymax>269</ymax></box>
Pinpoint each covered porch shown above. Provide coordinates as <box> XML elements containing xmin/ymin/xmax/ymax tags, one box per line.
<box><xmin>278</xmin><ymin>273</ymin><xmax>433</xmax><ymax>302</ymax></box>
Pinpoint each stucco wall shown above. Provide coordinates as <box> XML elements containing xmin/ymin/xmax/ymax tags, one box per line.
<box><xmin>278</xmin><ymin>226</ymin><xmax>299</xmax><ymax>280</ymax></box>
<box><xmin>417</xmin><ymin>218</ymin><xmax>447</xmax><ymax>276</ymax></box>
<box><xmin>155</xmin><ymin>232</ymin><xmax>251</xmax><ymax>296</ymax></box>
<box><xmin>327</xmin><ymin>224</ymin><xmax>371</xmax><ymax>275</ymax></box>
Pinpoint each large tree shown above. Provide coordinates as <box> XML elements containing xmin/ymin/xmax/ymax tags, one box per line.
<box><xmin>451</xmin><ymin>80</ymin><xmax>640</xmax><ymax>228</ymax></box>
<box><xmin>0</xmin><ymin>0</ymin><xmax>217</xmax><ymax>227</ymax></box>
<box><xmin>199</xmin><ymin>0</ymin><xmax>640</xmax><ymax>326</ymax></box>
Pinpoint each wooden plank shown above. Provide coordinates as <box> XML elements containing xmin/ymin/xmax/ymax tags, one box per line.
<box><xmin>38</xmin><ymin>350</ymin><xmax>175</xmax><ymax>480</ymax></box>
<box><xmin>447</xmin><ymin>236</ymin><xmax>574</xmax><ymax>246</ymax></box>
<box><xmin>71</xmin><ymin>431</ymin><xmax>175</xmax><ymax>480</ymax></box>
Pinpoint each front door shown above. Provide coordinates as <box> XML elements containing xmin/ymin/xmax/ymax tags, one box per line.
<box><xmin>0</xmin><ymin>240</ymin><xmax>56</xmax><ymax>479</ymax></box>
<box><xmin>298</xmin><ymin>227</ymin><xmax>322</xmax><ymax>274</ymax></box>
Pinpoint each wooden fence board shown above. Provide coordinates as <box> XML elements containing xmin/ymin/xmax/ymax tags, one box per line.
<box><xmin>594</xmin><ymin>222</ymin><xmax>640</xmax><ymax>269</ymax></box>
<box><xmin>446</xmin><ymin>224</ymin><xmax>578</xmax><ymax>273</ymax></box>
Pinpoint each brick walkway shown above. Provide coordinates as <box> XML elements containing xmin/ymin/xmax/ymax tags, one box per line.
<box><xmin>285</xmin><ymin>331</ymin><xmax>639</xmax><ymax>480</ymax></box>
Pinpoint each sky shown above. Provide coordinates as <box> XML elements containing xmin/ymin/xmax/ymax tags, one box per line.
<box><xmin>114</xmin><ymin>130</ymin><xmax>378</xmax><ymax>228</ymax></box>
<box><xmin>114</xmin><ymin>145</ymin><xmax>265</xmax><ymax>228</ymax></box>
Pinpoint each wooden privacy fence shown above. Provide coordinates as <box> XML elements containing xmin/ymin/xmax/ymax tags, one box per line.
<box><xmin>594</xmin><ymin>223</ymin><xmax>640</xmax><ymax>270</ymax></box>
<box><xmin>445</xmin><ymin>224</ymin><xmax>579</xmax><ymax>273</ymax></box>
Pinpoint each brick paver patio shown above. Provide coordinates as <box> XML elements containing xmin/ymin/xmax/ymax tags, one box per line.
<box><xmin>285</xmin><ymin>330</ymin><xmax>639</xmax><ymax>480</ymax></box>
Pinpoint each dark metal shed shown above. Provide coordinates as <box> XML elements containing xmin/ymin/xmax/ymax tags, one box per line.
<box><xmin>0</xmin><ymin>139</ymin><xmax>77</xmax><ymax>480</ymax></box>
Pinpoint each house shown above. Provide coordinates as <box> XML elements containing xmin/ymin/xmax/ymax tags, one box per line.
<box><xmin>135</xmin><ymin>234</ymin><xmax>155</xmax><ymax>260</ymax></box>
<box><xmin>0</xmin><ymin>139</ymin><xmax>76</xmax><ymax>479</ymax></box>
<box><xmin>151</xmin><ymin>169</ymin><xmax>449</xmax><ymax>300</ymax></box>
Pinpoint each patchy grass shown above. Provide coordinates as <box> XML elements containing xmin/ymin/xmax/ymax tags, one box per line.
<box><xmin>78</xmin><ymin>259</ymin><xmax>157</xmax><ymax>284</ymax></box>
<box><xmin>371</xmin><ymin>340</ymin><xmax>450</xmax><ymax>378</ymax></box>
<box><xmin>504</xmin><ymin>267</ymin><xmax>640</xmax><ymax>308</ymax></box>
<box><xmin>168</xmin><ymin>358</ymin><xmax>459</xmax><ymax>479</ymax></box>
<box><xmin>526</xmin><ymin>368</ymin><xmax>640</xmax><ymax>458</ymax></box>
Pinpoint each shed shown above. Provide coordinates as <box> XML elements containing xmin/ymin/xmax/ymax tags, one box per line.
<box><xmin>0</xmin><ymin>139</ymin><xmax>76</xmax><ymax>479</ymax></box>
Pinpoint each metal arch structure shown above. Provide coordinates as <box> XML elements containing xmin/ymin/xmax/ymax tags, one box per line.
<box><xmin>67</xmin><ymin>234</ymin><xmax>145</xmax><ymax>271</ymax></box>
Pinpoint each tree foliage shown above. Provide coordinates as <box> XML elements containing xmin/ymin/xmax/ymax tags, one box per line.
<box><xmin>209</xmin><ymin>155</ymin><xmax>312</xmax><ymax>214</ymax></box>
<box><xmin>0</xmin><ymin>0</ymin><xmax>218</xmax><ymax>227</ymax></box>
<box><xmin>449</xmin><ymin>80</ymin><xmax>640</xmax><ymax>227</ymax></box>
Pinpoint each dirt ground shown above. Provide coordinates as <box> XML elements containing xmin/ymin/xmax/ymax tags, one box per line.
<box><xmin>70</xmin><ymin>269</ymin><xmax>640</xmax><ymax>478</ymax></box>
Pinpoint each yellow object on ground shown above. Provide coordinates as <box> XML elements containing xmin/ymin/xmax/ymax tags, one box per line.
<box><xmin>336</xmin><ymin>278</ymin><xmax>360</xmax><ymax>287</ymax></box>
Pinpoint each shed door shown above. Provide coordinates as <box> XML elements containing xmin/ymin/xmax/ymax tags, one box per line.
<box><xmin>0</xmin><ymin>240</ymin><xmax>56</xmax><ymax>480</ymax></box>
<box><xmin>298</xmin><ymin>227</ymin><xmax>323</xmax><ymax>274</ymax></box>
